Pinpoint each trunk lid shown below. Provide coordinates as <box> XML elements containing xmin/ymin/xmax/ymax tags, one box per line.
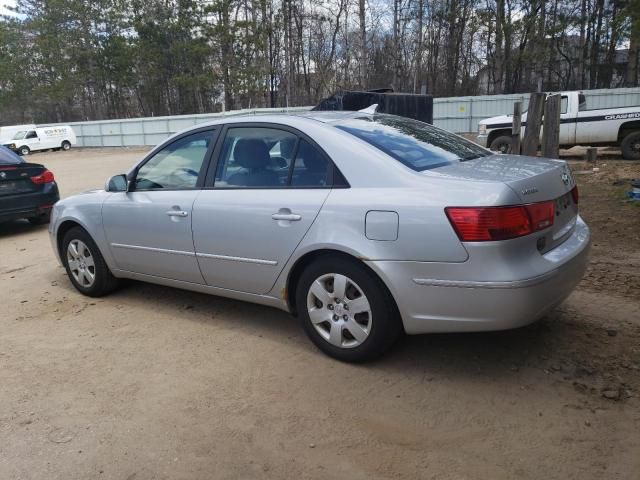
<box><xmin>0</xmin><ymin>162</ymin><xmax>46</xmax><ymax>196</ymax></box>
<box><xmin>429</xmin><ymin>154</ymin><xmax>578</xmax><ymax>250</ymax></box>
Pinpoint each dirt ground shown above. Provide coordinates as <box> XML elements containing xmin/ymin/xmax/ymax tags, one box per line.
<box><xmin>1</xmin><ymin>146</ymin><xmax>639</xmax><ymax>480</ymax></box>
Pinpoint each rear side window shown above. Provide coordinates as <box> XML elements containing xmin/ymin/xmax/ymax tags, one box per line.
<box><xmin>336</xmin><ymin>115</ymin><xmax>489</xmax><ymax>171</ymax></box>
<box><xmin>291</xmin><ymin>139</ymin><xmax>330</xmax><ymax>187</ymax></box>
<box><xmin>213</xmin><ymin>127</ymin><xmax>335</xmax><ymax>189</ymax></box>
<box><xmin>214</xmin><ymin>127</ymin><xmax>298</xmax><ymax>188</ymax></box>
<box><xmin>0</xmin><ymin>145</ymin><xmax>24</xmax><ymax>164</ymax></box>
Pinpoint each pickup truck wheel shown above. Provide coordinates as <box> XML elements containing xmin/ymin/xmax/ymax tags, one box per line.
<box><xmin>489</xmin><ymin>135</ymin><xmax>512</xmax><ymax>154</ymax></box>
<box><xmin>621</xmin><ymin>132</ymin><xmax>640</xmax><ymax>160</ymax></box>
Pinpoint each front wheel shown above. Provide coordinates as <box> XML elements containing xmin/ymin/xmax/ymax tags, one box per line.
<box><xmin>61</xmin><ymin>141</ymin><xmax>71</xmax><ymax>151</ymax></box>
<box><xmin>489</xmin><ymin>135</ymin><xmax>512</xmax><ymax>154</ymax></box>
<box><xmin>19</xmin><ymin>146</ymin><xmax>30</xmax><ymax>156</ymax></box>
<box><xmin>296</xmin><ymin>255</ymin><xmax>402</xmax><ymax>362</ymax></box>
<box><xmin>62</xmin><ymin>226</ymin><xmax>119</xmax><ymax>297</ymax></box>
<box><xmin>621</xmin><ymin>131</ymin><xmax>640</xmax><ymax>160</ymax></box>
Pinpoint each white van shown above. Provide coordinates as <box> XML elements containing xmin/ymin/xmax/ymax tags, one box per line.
<box><xmin>5</xmin><ymin>126</ymin><xmax>77</xmax><ymax>155</ymax></box>
<box><xmin>0</xmin><ymin>124</ymin><xmax>37</xmax><ymax>145</ymax></box>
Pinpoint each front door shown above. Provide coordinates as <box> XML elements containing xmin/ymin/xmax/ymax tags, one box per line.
<box><xmin>192</xmin><ymin>126</ymin><xmax>333</xmax><ymax>294</ymax></box>
<box><xmin>24</xmin><ymin>130</ymin><xmax>40</xmax><ymax>151</ymax></box>
<box><xmin>102</xmin><ymin>129</ymin><xmax>217</xmax><ymax>283</ymax></box>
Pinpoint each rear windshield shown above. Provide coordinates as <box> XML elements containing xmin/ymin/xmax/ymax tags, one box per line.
<box><xmin>335</xmin><ymin>115</ymin><xmax>489</xmax><ymax>171</ymax></box>
<box><xmin>0</xmin><ymin>145</ymin><xmax>24</xmax><ymax>164</ymax></box>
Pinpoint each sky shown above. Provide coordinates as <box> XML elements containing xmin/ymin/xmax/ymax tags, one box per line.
<box><xmin>0</xmin><ymin>0</ymin><xmax>16</xmax><ymax>17</ymax></box>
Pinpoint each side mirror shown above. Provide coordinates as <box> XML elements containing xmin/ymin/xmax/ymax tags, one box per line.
<box><xmin>106</xmin><ymin>174</ymin><xmax>128</xmax><ymax>192</ymax></box>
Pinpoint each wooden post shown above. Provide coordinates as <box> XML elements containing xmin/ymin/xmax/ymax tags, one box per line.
<box><xmin>542</xmin><ymin>93</ymin><xmax>561</xmax><ymax>158</ymax></box>
<box><xmin>509</xmin><ymin>101</ymin><xmax>522</xmax><ymax>154</ymax></box>
<box><xmin>521</xmin><ymin>92</ymin><xmax>545</xmax><ymax>157</ymax></box>
<box><xmin>586</xmin><ymin>147</ymin><xmax>597</xmax><ymax>163</ymax></box>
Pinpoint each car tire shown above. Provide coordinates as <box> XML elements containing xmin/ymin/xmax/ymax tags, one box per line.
<box><xmin>489</xmin><ymin>135</ymin><xmax>513</xmax><ymax>153</ymax></box>
<box><xmin>61</xmin><ymin>141</ymin><xmax>71</xmax><ymax>151</ymax></box>
<box><xmin>28</xmin><ymin>212</ymin><xmax>51</xmax><ymax>225</ymax></box>
<box><xmin>61</xmin><ymin>226</ymin><xmax>119</xmax><ymax>297</ymax></box>
<box><xmin>621</xmin><ymin>131</ymin><xmax>640</xmax><ymax>160</ymax></box>
<box><xmin>19</xmin><ymin>146</ymin><xmax>30</xmax><ymax>156</ymax></box>
<box><xmin>296</xmin><ymin>255</ymin><xmax>402</xmax><ymax>362</ymax></box>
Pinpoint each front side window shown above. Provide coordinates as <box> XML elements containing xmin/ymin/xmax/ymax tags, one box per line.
<box><xmin>336</xmin><ymin>115</ymin><xmax>489</xmax><ymax>171</ymax></box>
<box><xmin>135</xmin><ymin>130</ymin><xmax>214</xmax><ymax>190</ymax></box>
<box><xmin>578</xmin><ymin>94</ymin><xmax>587</xmax><ymax>111</ymax></box>
<box><xmin>26</xmin><ymin>131</ymin><xmax>38</xmax><ymax>139</ymax></box>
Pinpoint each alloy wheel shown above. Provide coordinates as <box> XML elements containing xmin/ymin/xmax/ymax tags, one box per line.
<box><xmin>67</xmin><ymin>239</ymin><xmax>96</xmax><ymax>287</ymax></box>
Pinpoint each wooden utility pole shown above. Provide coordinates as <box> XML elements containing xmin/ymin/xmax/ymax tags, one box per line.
<box><xmin>542</xmin><ymin>93</ymin><xmax>561</xmax><ymax>158</ymax></box>
<box><xmin>522</xmin><ymin>92</ymin><xmax>545</xmax><ymax>156</ymax></box>
<box><xmin>509</xmin><ymin>101</ymin><xmax>522</xmax><ymax>154</ymax></box>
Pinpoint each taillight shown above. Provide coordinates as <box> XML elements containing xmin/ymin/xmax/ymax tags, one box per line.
<box><xmin>445</xmin><ymin>201</ymin><xmax>555</xmax><ymax>242</ymax></box>
<box><xmin>30</xmin><ymin>169</ymin><xmax>55</xmax><ymax>184</ymax></box>
<box><xmin>570</xmin><ymin>185</ymin><xmax>579</xmax><ymax>205</ymax></box>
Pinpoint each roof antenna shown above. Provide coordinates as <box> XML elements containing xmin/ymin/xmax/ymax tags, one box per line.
<box><xmin>358</xmin><ymin>104</ymin><xmax>378</xmax><ymax>115</ymax></box>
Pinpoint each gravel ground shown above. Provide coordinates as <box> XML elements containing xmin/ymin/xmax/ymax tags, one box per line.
<box><xmin>1</xmin><ymin>147</ymin><xmax>639</xmax><ymax>480</ymax></box>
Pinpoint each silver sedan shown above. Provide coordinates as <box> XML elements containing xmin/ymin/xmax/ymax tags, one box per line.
<box><xmin>49</xmin><ymin>112</ymin><xmax>590</xmax><ymax>362</ymax></box>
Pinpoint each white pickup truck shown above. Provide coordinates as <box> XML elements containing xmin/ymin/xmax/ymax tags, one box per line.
<box><xmin>477</xmin><ymin>91</ymin><xmax>640</xmax><ymax>159</ymax></box>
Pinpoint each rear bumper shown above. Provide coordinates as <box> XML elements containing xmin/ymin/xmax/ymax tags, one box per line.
<box><xmin>0</xmin><ymin>184</ymin><xmax>59</xmax><ymax>222</ymax></box>
<box><xmin>368</xmin><ymin>216</ymin><xmax>590</xmax><ymax>334</ymax></box>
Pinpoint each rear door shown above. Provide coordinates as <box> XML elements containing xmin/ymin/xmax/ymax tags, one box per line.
<box><xmin>102</xmin><ymin>129</ymin><xmax>218</xmax><ymax>283</ymax></box>
<box><xmin>192</xmin><ymin>124</ymin><xmax>334</xmax><ymax>294</ymax></box>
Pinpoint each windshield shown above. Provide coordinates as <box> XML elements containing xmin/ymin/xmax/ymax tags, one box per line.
<box><xmin>12</xmin><ymin>131</ymin><xmax>27</xmax><ymax>140</ymax></box>
<box><xmin>335</xmin><ymin>115</ymin><xmax>489</xmax><ymax>171</ymax></box>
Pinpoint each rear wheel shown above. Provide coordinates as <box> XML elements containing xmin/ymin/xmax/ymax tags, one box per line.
<box><xmin>296</xmin><ymin>255</ymin><xmax>402</xmax><ymax>362</ymax></box>
<box><xmin>62</xmin><ymin>226</ymin><xmax>119</xmax><ymax>297</ymax></box>
<box><xmin>621</xmin><ymin>131</ymin><xmax>640</xmax><ymax>160</ymax></box>
<box><xmin>19</xmin><ymin>146</ymin><xmax>30</xmax><ymax>156</ymax></box>
<box><xmin>61</xmin><ymin>141</ymin><xmax>71</xmax><ymax>151</ymax></box>
<box><xmin>489</xmin><ymin>135</ymin><xmax>512</xmax><ymax>153</ymax></box>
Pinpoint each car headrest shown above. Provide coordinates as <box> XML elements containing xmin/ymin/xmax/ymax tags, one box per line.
<box><xmin>234</xmin><ymin>139</ymin><xmax>271</xmax><ymax>170</ymax></box>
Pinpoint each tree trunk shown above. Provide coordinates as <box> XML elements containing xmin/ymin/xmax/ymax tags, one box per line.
<box><xmin>359</xmin><ymin>0</ymin><xmax>367</xmax><ymax>89</ymax></box>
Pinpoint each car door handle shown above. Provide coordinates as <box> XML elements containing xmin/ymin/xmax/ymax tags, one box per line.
<box><xmin>167</xmin><ymin>210</ymin><xmax>189</xmax><ymax>217</ymax></box>
<box><xmin>272</xmin><ymin>213</ymin><xmax>301</xmax><ymax>221</ymax></box>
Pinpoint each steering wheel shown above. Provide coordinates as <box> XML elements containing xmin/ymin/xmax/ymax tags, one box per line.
<box><xmin>167</xmin><ymin>167</ymin><xmax>199</xmax><ymax>187</ymax></box>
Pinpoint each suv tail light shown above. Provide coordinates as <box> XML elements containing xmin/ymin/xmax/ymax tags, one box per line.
<box><xmin>445</xmin><ymin>201</ymin><xmax>555</xmax><ymax>242</ymax></box>
<box><xmin>30</xmin><ymin>169</ymin><xmax>55</xmax><ymax>184</ymax></box>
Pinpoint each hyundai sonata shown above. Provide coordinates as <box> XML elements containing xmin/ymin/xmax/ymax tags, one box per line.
<box><xmin>49</xmin><ymin>112</ymin><xmax>589</xmax><ymax>361</ymax></box>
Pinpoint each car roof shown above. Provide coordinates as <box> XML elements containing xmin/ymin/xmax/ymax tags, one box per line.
<box><xmin>184</xmin><ymin>110</ymin><xmax>378</xmax><ymax>130</ymax></box>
